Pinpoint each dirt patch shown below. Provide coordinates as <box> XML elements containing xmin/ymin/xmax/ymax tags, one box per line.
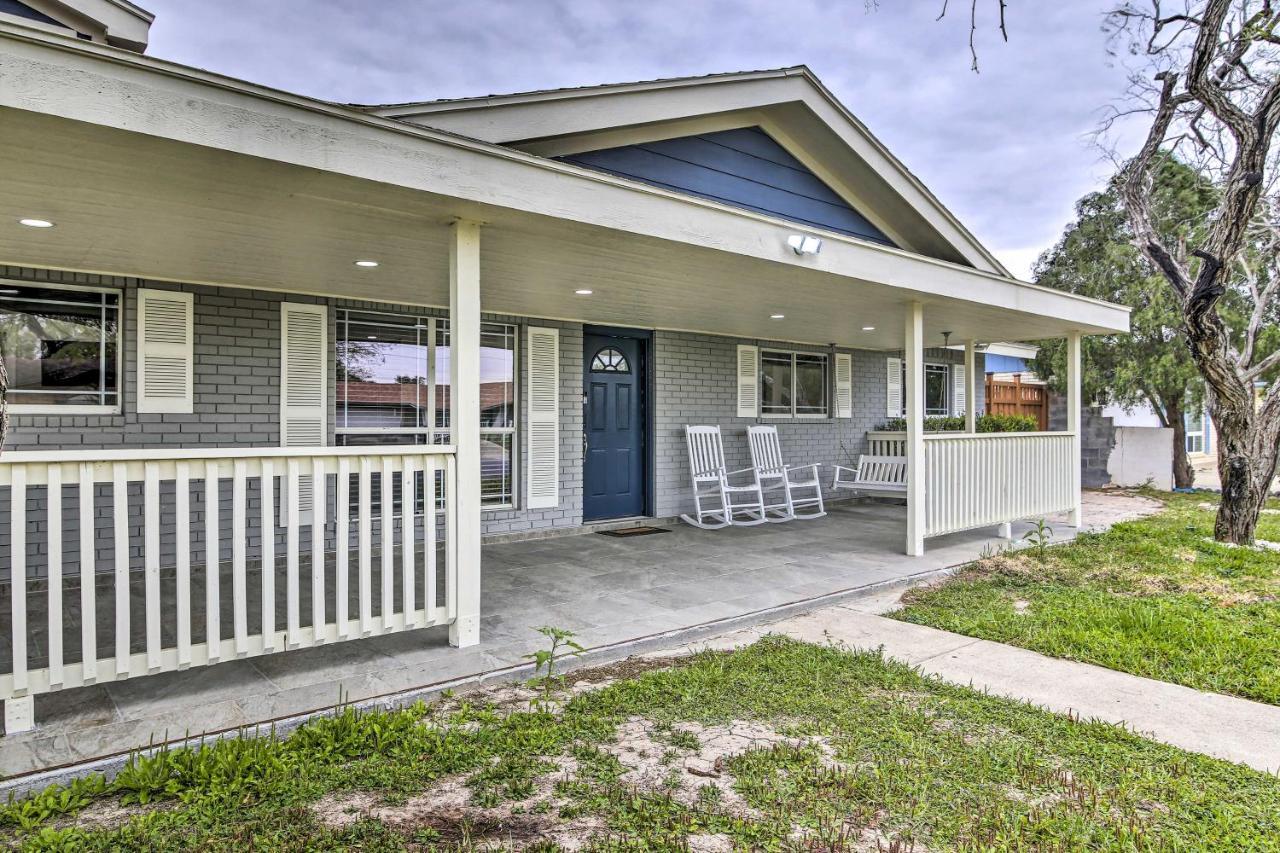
<box><xmin>603</xmin><ymin>716</ymin><xmax>837</xmax><ymax>817</ymax></box>
<box><xmin>48</xmin><ymin>796</ymin><xmax>166</xmax><ymax>834</ymax></box>
<box><xmin>310</xmin><ymin>714</ymin><xmax>839</xmax><ymax>848</ymax></box>
<box><xmin>311</xmin><ymin>762</ymin><xmax>605</xmax><ymax>850</ymax></box>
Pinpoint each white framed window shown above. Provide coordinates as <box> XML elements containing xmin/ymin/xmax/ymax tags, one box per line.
<box><xmin>0</xmin><ymin>281</ymin><xmax>121</xmax><ymax>414</ymax></box>
<box><xmin>760</xmin><ymin>350</ymin><xmax>829</xmax><ymax>418</ymax></box>
<box><xmin>894</xmin><ymin>361</ymin><xmax>951</xmax><ymax>417</ymax></box>
<box><xmin>334</xmin><ymin>309</ymin><xmax>518</xmax><ymax>508</ymax></box>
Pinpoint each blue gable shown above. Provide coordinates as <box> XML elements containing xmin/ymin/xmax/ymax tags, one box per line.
<box><xmin>557</xmin><ymin>127</ymin><xmax>895</xmax><ymax>247</ymax></box>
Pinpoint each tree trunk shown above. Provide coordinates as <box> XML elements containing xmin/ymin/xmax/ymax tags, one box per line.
<box><xmin>1161</xmin><ymin>394</ymin><xmax>1195</xmax><ymax>490</ymax></box>
<box><xmin>1210</xmin><ymin>388</ymin><xmax>1280</xmax><ymax>545</ymax></box>
<box><xmin>0</xmin><ymin>354</ymin><xmax>8</xmax><ymax>455</ymax></box>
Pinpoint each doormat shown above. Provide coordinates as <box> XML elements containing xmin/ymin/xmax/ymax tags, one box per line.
<box><xmin>597</xmin><ymin>525</ymin><xmax>671</xmax><ymax>538</ymax></box>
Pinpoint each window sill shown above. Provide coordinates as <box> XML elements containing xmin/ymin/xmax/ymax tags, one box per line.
<box><xmin>8</xmin><ymin>405</ymin><xmax>121</xmax><ymax>416</ymax></box>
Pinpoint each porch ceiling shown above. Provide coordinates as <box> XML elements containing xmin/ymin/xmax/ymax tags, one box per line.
<box><xmin>1</xmin><ymin>106</ymin><xmax>1117</xmax><ymax>348</ymax></box>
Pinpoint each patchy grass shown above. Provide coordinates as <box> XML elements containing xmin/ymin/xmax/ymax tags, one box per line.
<box><xmin>892</xmin><ymin>492</ymin><xmax>1280</xmax><ymax>705</ymax></box>
<box><xmin>4</xmin><ymin>636</ymin><xmax>1279</xmax><ymax>850</ymax></box>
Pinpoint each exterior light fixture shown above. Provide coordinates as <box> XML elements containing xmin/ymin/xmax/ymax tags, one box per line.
<box><xmin>770</xmin><ymin>313</ymin><xmax>785</xmax><ymax>320</ymax></box>
<box><xmin>18</xmin><ymin>218</ymin><xmax>54</xmax><ymax>228</ymax></box>
<box><xmin>862</xmin><ymin>326</ymin><xmax>876</xmax><ymax>331</ymax></box>
<box><xmin>786</xmin><ymin>234</ymin><xmax>822</xmax><ymax>255</ymax></box>
<box><xmin>354</xmin><ymin>259</ymin><xmax>379</xmax><ymax>268</ymax></box>
<box><xmin>575</xmin><ymin>289</ymin><xmax>593</xmax><ymax>295</ymax></box>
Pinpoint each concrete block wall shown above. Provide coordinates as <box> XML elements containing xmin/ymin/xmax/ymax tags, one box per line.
<box><xmin>1049</xmin><ymin>393</ymin><xmax>1116</xmax><ymax>488</ymax></box>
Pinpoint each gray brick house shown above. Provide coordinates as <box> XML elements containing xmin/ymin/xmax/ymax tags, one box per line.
<box><xmin>0</xmin><ymin>0</ymin><xmax>1129</xmax><ymax>737</ymax></box>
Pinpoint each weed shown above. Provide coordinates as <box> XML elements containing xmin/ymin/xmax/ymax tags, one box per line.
<box><xmin>1022</xmin><ymin>518</ymin><xmax>1054</xmax><ymax>562</ymax></box>
<box><xmin>525</xmin><ymin>625</ymin><xmax>585</xmax><ymax>709</ymax></box>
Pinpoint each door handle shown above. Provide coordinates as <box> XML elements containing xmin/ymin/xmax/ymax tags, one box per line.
<box><xmin>583</xmin><ymin>432</ymin><xmax>588</xmax><ymax>454</ymax></box>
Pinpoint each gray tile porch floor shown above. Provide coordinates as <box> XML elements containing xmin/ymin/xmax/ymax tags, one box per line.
<box><xmin>1</xmin><ymin>500</ymin><xmax>1065</xmax><ymax>779</ymax></box>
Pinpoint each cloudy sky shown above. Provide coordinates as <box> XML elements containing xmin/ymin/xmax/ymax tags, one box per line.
<box><xmin>144</xmin><ymin>0</ymin><xmax>1144</xmax><ymax>278</ymax></box>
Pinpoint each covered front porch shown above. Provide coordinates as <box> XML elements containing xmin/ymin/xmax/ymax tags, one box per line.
<box><xmin>1</xmin><ymin>501</ymin><xmax>1070</xmax><ymax>779</ymax></box>
<box><xmin>0</xmin><ymin>22</ymin><xmax>1130</xmax><ymax>762</ymax></box>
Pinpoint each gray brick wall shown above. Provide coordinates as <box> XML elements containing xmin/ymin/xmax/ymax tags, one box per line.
<box><xmin>652</xmin><ymin>332</ymin><xmax>979</xmax><ymax>519</ymax></box>
<box><xmin>0</xmin><ymin>265</ymin><xmax>991</xmax><ymax>573</ymax></box>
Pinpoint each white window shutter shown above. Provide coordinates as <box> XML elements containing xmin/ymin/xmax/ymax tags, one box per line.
<box><xmin>526</xmin><ymin>326</ymin><xmax>559</xmax><ymax>509</ymax></box>
<box><xmin>136</xmin><ymin>289</ymin><xmax>194</xmax><ymax>414</ymax></box>
<box><xmin>834</xmin><ymin>353</ymin><xmax>853</xmax><ymax>419</ymax></box>
<box><xmin>952</xmin><ymin>363</ymin><xmax>966</xmax><ymax>416</ymax></box>
<box><xmin>280</xmin><ymin>303</ymin><xmax>327</xmax><ymax>522</ymax></box>
<box><xmin>736</xmin><ymin>345</ymin><xmax>759</xmax><ymax>417</ymax></box>
<box><xmin>886</xmin><ymin>357</ymin><xmax>902</xmax><ymax>418</ymax></box>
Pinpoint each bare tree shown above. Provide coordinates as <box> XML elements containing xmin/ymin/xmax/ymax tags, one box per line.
<box><xmin>1106</xmin><ymin>1</ymin><xmax>1280</xmax><ymax>543</ymax></box>
<box><xmin>935</xmin><ymin>0</ymin><xmax>1010</xmax><ymax>71</ymax></box>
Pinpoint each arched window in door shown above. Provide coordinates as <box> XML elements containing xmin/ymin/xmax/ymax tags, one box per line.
<box><xmin>590</xmin><ymin>346</ymin><xmax>631</xmax><ymax>374</ymax></box>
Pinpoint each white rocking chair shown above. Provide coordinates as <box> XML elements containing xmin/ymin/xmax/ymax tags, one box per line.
<box><xmin>680</xmin><ymin>425</ymin><xmax>767</xmax><ymax>529</ymax></box>
<box><xmin>747</xmin><ymin>425</ymin><xmax>826</xmax><ymax>521</ymax></box>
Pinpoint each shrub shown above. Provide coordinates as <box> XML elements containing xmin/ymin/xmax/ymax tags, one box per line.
<box><xmin>876</xmin><ymin>414</ymin><xmax>1038</xmax><ymax>433</ymax></box>
<box><xmin>976</xmin><ymin>413</ymin><xmax>1038</xmax><ymax>433</ymax></box>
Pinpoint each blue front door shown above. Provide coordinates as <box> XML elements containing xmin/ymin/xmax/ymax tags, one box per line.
<box><xmin>583</xmin><ymin>332</ymin><xmax>647</xmax><ymax>521</ymax></box>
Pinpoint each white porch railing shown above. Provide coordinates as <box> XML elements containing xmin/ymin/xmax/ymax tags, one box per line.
<box><xmin>0</xmin><ymin>445</ymin><xmax>457</xmax><ymax>717</ymax></box>
<box><xmin>922</xmin><ymin>432</ymin><xmax>1076</xmax><ymax>537</ymax></box>
<box><xmin>866</xmin><ymin>429</ymin><xmax>964</xmax><ymax>457</ymax></box>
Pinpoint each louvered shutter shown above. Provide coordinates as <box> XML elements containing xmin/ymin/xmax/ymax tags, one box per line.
<box><xmin>952</xmin><ymin>363</ymin><xmax>966</xmax><ymax>416</ymax></box>
<box><xmin>136</xmin><ymin>289</ymin><xmax>194</xmax><ymax>413</ymax></box>
<box><xmin>736</xmin><ymin>345</ymin><xmax>759</xmax><ymax>418</ymax></box>
<box><xmin>886</xmin><ymin>357</ymin><xmax>902</xmax><ymax>418</ymax></box>
<box><xmin>526</xmin><ymin>326</ymin><xmax>559</xmax><ymax>509</ymax></box>
<box><xmin>834</xmin><ymin>353</ymin><xmax>853</xmax><ymax>419</ymax></box>
<box><xmin>280</xmin><ymin>303</ymin><xmax>327</xmax><ymax>522</ymax></box>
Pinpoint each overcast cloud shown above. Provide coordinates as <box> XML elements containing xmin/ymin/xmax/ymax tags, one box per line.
<box><xmin>144</xmin><ymin>0</ymin><xmax>1142</xmax><ymax>278</ymax></box>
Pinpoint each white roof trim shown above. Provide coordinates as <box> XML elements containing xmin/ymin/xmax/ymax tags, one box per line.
<box><xmin>366</xmin><ymin>67</ymin><xmax>1011</xmax><ymax>276</ymax></box>
<box><xmin>948</xmin><ymin>342</ymin><xmax>1040</xmax><ymax>358</ymax></box>
<box><xmin>0</xmin><ymin>23</ymin><xmax>1129</xmax><ymax>337</ymax></box>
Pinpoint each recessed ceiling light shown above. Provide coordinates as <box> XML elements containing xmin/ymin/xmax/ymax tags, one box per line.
<box><xmin>354</xmin><ymin>259</ymin><xmax>379</xmax><ymax>268</ymax></box>
<box><xmin>770</xmin><ymin>313</ymin><xmax>785</xmax><ymax>320</ymax></box>
<box><xmin>18</xmin><ymin>218</ymin><xmax>53</xmax><ymax>228</ymax></box>
<box><xmin>575</xmin><ymin>289</ymin><xmax>593</xmax><ymax>295</ymax></box>
<box><xmin>0</xmin><ymin>289</ymin><xmax>18</xmax><ymax>296</ymax></box>
<box><xmin>862</xmin><ymin>326</ymin><xmax>876</xmax><ymax>331</ymax></box>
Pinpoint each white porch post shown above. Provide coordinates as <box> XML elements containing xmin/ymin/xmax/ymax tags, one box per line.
<box><xmin>449</xmin><ymin>219</ymin><xmax>482</xmax><ymax>647</ymax></box>
<box><xmin>905</xmin><ymin>302</ymin><xmax>925</xmax><ymax>556</ymax></box>
<box><xmin>1066</xmin><ymin>331</ymin><xmax>1083</xmax><ymax>528</ymax></box>
<box><xmin>964</xmin><ymin>340</ymin><xmax>977</xmax><ymax>434</ymax></box>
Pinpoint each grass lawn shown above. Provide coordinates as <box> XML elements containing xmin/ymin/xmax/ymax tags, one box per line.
<box><xmin>4</xmin><ymin>636</ymin><xmax>1278</xmax><ymax>851</ymax></box>
<box><xmin>892</xmin><ymin>492</ymin><xmax>1280</xmax><ymax>706</ymax></box>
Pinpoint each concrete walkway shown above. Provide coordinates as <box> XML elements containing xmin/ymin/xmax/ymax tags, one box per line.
<box><xmin>668</xmin><ymin>597</ymin><xmax>1280</xmax><ymax>774</ymax></box>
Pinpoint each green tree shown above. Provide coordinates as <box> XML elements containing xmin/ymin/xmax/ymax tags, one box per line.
<box><xmin>1034</xmin><ymin>159</ymin><xmax>1218</xmax><ymax>489</ymax></box>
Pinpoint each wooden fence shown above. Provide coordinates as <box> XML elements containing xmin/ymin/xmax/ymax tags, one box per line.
<box><xmin>985</xmin><ymin>375</ymin><xmax>1049</xmax><ymax>430</ymax></box>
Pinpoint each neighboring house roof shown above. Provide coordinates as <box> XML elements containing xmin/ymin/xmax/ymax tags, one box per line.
<box><xmin>0</xmin><ymin>0</ymin><xmax>151</xmax><ymax>51</ymax></box>
<box><xmin>338</xmin><ymin>382</ymin><xmax>511</xmax><ymax>413</ymax></box>
<box><xmin>358</xmin><ymin>66</ymin><xmax>1010</xmax><ymax>275</ymax></box>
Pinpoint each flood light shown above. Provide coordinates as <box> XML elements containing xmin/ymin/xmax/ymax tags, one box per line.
<box><xmin>786</xmin><ymin>234</ymin><xmax>822</xmax><ymax>255</ymax></box>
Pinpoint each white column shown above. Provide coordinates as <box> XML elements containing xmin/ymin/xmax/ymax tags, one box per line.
<box><xmin>964</xmin><ymin>340</ymin><xmax>977</xmax><ymax>434</ymax></box>
<box><xmin>905</xmin><ymin>302</ymin><xmax>925</xmax><ymax>556</ymax></box>
<box><xmin>1066</xmin><ymin>331</ymin><xmax>1083</xmax><ymax>528</ymax></box>
<box><xmin>449</xmin><ymin>220</ymin><xmax>482</xmax><ymax>647</ymax></box>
